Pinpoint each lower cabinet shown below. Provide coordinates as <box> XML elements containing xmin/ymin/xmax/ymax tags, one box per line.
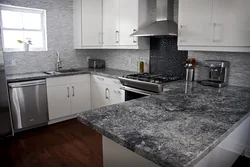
<box><xmin>46</xmin><ymin>75</ymin><xmax>91</xmax><ymax>120</ymax></box>
<box><xmin>47</xmin><ymin>85</ymin><xmax>71</xmax><ymax>120</ymax></box>
<box><xmin>91</xmin><ymin>75</ymin><xmax>125</xmax><ymax>109</ymax></box>
<box><xmin>71</xmin><ymin>82</ymin><xmax>91</xmax><ymax>115</ymax></box>
<box><xmin>46</xmin><ymin>74</ymin><xmax>125</xmax><ymax>121</ymax></box>
<box><xmin>110</xmin><ymin>87</ymin><xmax>125</xmax><ymax>105</ymax></box>
<box><xmin>91</xmin><ymin>82</ymin><xmax>110</xmax><ymax>109</ymax></box>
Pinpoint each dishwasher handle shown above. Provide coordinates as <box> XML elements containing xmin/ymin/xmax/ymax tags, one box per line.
<box><xmin>9</xmin><ymin>80</ymin><xmax>46</xmax><ymax>88</ymax></box>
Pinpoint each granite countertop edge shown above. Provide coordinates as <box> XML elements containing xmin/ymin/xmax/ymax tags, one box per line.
<box><xmin>6</xmin><ymin>68</ymin><xmax>134</xmax><ymax>82</ymax></box>
<box><xmin>185</xmin><ymin>111</ymin><xmax>250</xmax><ymax>167</ymax></box>
<box><xmin>77</xmin><ymin>111</ymin><xmax>250</xmax><ymax>167</ymax></box>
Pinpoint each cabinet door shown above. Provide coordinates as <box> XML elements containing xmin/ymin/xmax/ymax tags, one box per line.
<box><xmin>91</xmin><ymin>83</ymin><xmax>110</xmax><ymax>109</ymax></box>
<box><xmin>212</xmin><ymin>0</ymin><xmax>250</xmax><ymax>47</ymax></box>
<box><xmin>110</xmin><ymin>88</ymin><xmax>125</xmax><ymax>105</ymax></box>
<box><xmin>71</xmin><ymin>82</ymin><xmax>91</xmax><ymax>115</ymax></box>
<box><xmin>178</xmin><ymin>0</ymin><xmax>213</xmax><ymax>46</ymax></box>
<box><xmin>47</xmin><ymin>85</ymin><xmax>71</xmax><ymax>120</ymax></box>
<box><xmin>119</xmin><ymin>0</ymin><xmax>138</xmax><ymax>46</ymax></box>
<box><xmin>103</xmin><ymin>0</ymin><xmax>120</xmax><ymax>46</ymax></box>
<box><xmin>82</xmin><ymin>0</ymin><xmax>103</xmax><ymax>46</ymax></box>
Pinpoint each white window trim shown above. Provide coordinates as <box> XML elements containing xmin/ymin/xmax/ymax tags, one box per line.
<box><xmin>0</xmin><ymin>4</ymin><xmax>47</xmax><ymax>52</ymax></box>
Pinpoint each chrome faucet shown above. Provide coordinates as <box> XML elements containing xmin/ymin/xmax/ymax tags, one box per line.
<box><xmin>56</xmin><ymin>51</ymin><xmax>63</xmax><ymax>71</ymax></box>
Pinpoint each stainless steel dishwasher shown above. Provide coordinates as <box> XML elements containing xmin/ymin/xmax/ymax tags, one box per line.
<box><xmin>9</xmin><ymin>80</ymin><xmax>49</xmax><ymax>131</ymax></box>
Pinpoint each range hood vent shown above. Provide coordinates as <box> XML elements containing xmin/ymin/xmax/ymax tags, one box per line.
<box><xmin>131</xmin><ymin>0</ymin><xmax>177</xmax><ymax>37</ymax></box>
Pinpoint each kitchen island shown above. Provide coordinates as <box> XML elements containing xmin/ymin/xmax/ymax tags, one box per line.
<box><xmin>78</xmin><ymin>81</ymin><xmax>250</xmax><ymax>167</ymax></box>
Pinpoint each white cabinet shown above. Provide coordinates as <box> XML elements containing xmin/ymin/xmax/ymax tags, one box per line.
<box><xmin>178</xmin><ymin>0</ymin><xmax>250</xmax><ymax>52</ymax></box>
<box><xmin>110</xmin><ymin>87</ymin><xmax>125</xmax><ymax>105</ymax></box>
<box><xmin>46</xmin><ymin>75</ymin><xmax>91</xmax><ymax>120</ymax></box>
<box><xmin>71</xmin><ymin>82</ymin><xmax>91</xmax><ymax>115</ymax></box>
<box><xmin>47</xmin><ymin>85</ymin><xmax>71</xmax><ymax>120</ymax></box>
<box><xmin>91</xmin><ymin>82</ymin><xmax>110</xmax><ymax>109</ymax></box>
<box><xmin>178</xmin><ymin>0</ymin><xmax>213</xmax><ymax>46</ymax></box>
<box><xmin>74</xmin><ymin>0</ymin><xmax>103</xmax><ymax>48</ymax></box>
<box><xmin>119</xmin><ymin>0</ymin><xmax>139</xmax><ymax>46</ymax></box>
<box><xmin>103</xmin><ymin>0</ymin><xmax>119</xmax><ymax>46</ymax></box>
<box><xmin>91</xmin><ymin>75</ymin><xmax>125</xmax><ymax>109</ymax></box>
<box><xmin>212</xmin><ymin>0</ymin><xmax>250</xmax><ymax>47</ymax></box>
<box><xmin>73</xmin><ymin>0</ymin><xmax>150</xmax><ymax>49</ymax></box>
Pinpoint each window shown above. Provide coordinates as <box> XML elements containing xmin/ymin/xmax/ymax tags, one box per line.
<box><xmin>0</xmin><ymin>4</ymin><xmax>47</xmax><ymax>52</ymax></box>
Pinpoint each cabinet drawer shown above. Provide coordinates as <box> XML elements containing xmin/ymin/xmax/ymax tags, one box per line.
<box><xmin>70</xmin><ymin>74</ymin><xmax>90</xmax><ymax>83</ymax></box>
<box><xmin>46</xmin><ymin>76</ymin><xmax>69</xmax><ymax>87</ymax></box>
<box><xmin>91</xmin><ymin>75</ymin><xmax>121</xmax><ymax>88</ymax></box>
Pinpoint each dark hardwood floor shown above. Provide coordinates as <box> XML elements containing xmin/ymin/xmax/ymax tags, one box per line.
<box><xmin>0</xmin><ymin>119</ymin><xmax>103</xmax><ymax>167</ymax></box>
<box><xmin>0</xmin><ymin>119</ymin><xmax>249</xmax><ymax>167</ymax></box>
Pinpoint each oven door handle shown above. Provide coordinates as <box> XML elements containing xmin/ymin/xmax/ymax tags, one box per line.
<box><xmin>120</xmin><ymin>86</ymin><xmax>153</xmax><ymax>96</ymax></box>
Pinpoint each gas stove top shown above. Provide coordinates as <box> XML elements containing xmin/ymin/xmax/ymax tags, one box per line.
<box><xmin>118</xmin><ymin>73</ymin><xmax>180</xmax><ymax>93</ymax></box>
<box><xmin>125</xmin><ymin>73</ymin><xmax>180</xmax><ymax>84</ymax></box>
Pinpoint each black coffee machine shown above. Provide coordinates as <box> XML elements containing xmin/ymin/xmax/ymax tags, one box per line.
<box><xmin>200</xmin><ymin>60</ymin><xmax>230</xmax><ymax>88</ymax></box>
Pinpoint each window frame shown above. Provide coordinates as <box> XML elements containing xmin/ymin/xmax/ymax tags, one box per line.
<box><xmin>0</xmin><ymin>4</ymin><xmax>47</xmax><ymax>52</ymax></box>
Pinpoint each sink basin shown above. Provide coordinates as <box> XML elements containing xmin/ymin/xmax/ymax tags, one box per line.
<box><xmin>57</xmin><ymin>69</ymin><xmax>82</xmax><ymax>73</ymax></box>
<box><xmin>44</xmin><ymin>69</ymin><xmax>82</xmax><ymax>75</ymax></box>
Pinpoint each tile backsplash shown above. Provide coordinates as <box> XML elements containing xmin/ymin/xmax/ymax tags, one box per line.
<box><xmin>150</xmin><ymin>37</ymin><xmax>188</xmax><ymax>78</ymax></box>
<box><xmin>189</xmin><ymin>51</ymin><xmax>250</xmax><ymax>88</ymax></box>
<box><xmin>81</xmin><ymin>50</ymin><xmax>149</xmax><ymax>72</ymax></box>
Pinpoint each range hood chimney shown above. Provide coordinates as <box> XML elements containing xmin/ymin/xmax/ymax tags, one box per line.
<box><xmin>131</xmin><ymin>0</ymin><xmax>177</xmax><ymax>37</ymax></box>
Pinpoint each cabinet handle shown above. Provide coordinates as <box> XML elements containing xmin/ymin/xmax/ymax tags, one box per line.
<box><xmin>99</xmin><ymin>32</ymin><xmax>101</xmax><ymax>44</ymax></box>
<box><xmin>105</xmin><ymin>88</ymin><xmax>109</xmax><ymax>99</ymax></box>
<box><xmin>116</xmin><ymin>31</ymin><xmax>119</xmax><ymax>43</ymax></box>
<box><xmin>67</xmin><ymin>87</ymin><xmax>69</xmax><ymax>97</ymax></box>
<box><xmin>133</xmin><ymin>29</ymin><xmax>137</xmax><ymax>43</ymax></box>
<box><xmin>72</xmin><ymin>86</ymin><xmax>75</xmax><ymax>97</ymax></box>
<box><xmin>212</xmin><ymin>23</ymin><xmax>216</xmax><ymax>43</ymax></box>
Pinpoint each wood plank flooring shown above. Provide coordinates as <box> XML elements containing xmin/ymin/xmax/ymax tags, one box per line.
<box><xmin>0</xmin><ymin>118</ymin><xmax>249</xmax><ymax>167</ymax></box>
<box><xmin>0</xmin><ymin>119</ymin><xmax>102</xmax><ymax>167</ymax></box>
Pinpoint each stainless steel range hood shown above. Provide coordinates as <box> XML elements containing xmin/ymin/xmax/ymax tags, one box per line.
<box><xmin>131</xmin><ymin>0</ymin><xmax>177</xmax><ymax>37</ymax></box>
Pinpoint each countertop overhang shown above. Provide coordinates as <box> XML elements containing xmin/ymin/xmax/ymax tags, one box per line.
<box><xmin>78</xmin><ymin>81</ymin><xmax>250</xmax><ymax>167</ymax></box>
<box><xmin>6</xmin><ymin>68</ymin><xmax>134</xmax><ymax>82</ymax></box>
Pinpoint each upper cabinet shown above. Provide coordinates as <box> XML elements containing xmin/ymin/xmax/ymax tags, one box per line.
<box><xmin>178</xmin><ymin>0</ymin><xmax>250</xmax><ymax>52</ymax></box>
<box><xmin>73</xmin><ymin>0</ymin><xmax>151</xmax><ymax>49</ymax></box>
<box><xmin>74</xmin><ymin>0</ymin><xmax>103</xmax><ymax>48</ymax></box>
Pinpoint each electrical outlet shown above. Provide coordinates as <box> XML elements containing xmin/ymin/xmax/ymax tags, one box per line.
<box><xmin>11</xmin><ymin>59</ymin><xmax>17</xmax><ymax>66</ymax></box>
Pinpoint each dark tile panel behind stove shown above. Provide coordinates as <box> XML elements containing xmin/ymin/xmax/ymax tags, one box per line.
<box><xmin>150</xmin><ymin>37</ymin><xmax>188</xmax><ymax>79</ymax></box>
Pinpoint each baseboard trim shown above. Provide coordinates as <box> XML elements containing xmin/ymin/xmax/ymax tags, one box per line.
<box><xmin>48</xmin><ymin>114</ymin><xmax>77</xmax><ymax>125</ymax></box>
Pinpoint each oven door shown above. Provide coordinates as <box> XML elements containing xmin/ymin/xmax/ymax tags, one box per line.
<box><xmin>120</xmin><ymin>86</ymin><xmax>155</xmax><ymax>101</ymax></box>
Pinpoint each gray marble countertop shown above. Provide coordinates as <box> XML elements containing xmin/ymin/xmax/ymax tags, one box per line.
<box><xmin>6</xmin><ymin>68</ymin><xmax>134</xmax><ymax>82</ymax></box>
<box><xmin>78</xmin><ymin>81</ymin><xmax>250</xmax><ymax>167</ymax></box>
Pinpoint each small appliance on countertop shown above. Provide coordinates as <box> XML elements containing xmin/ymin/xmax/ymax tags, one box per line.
<box><xmin>88</xmin><ymin>59</ymin><xmax>105</xmax><ymax>69</ymax></box>
<box><xmin>199</xmin><ymin>60</ymin><xmax>230</xmax><ymax>88</ymax></box>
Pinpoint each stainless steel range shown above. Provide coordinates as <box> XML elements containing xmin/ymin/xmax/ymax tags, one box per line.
<box><xmin>118</xmin><ymin>73</ymin><xmax>180</xmax><ymax>101</ymax></box>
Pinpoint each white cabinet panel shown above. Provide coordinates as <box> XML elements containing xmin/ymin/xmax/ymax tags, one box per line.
<box><xmin>71</xmin><ymin>82</ymin><xmax>91</xmax><ymax>114</ymax></box>
<box><xmin>110</xmin><ymin>88</ymin><xmax>125</xmax><ymax>105</ymax></box>
<box><xmin>178</xmin><ymin>0</ymin><xmax>213</xmax><ymax>46</ymax></box>
<box><xmin>212</xmin><ymin>0</ymin><xmax>250</xmax><ymax>47</ymax></box>
<box><xmin>103</xmin><ymin>0</ymin><xmax>120</xmax><ymax>46</ymax></box>
<box><xmin>91</xmin><ymin>83</ymin><xmax>110</xmax><ymax>109</ymax></box>
<box><xmin>81</xmin><ymin>0</ymin><xmax>103</xmax><ymax>46</ymax></box>
<box><xmin>70</xmin><ymin>74</ymin><xmax>90</xmax><ymax>84</ymax></box>
<box><xmin>47</xmin><ymin>85</ymin><xmax>71</xmax><ymax>120</ymax></box>
<box><xmin>73</xmin><ymin>0</ymin><xmax>82</xmax><ymax>48</ymax></box>
<box><xmin>119</xmin><ymin>0</ymin><xmax>138</xmax><ymax>46</ymax></box>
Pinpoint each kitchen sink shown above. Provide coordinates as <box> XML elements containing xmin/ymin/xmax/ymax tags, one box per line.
<box><xmin>44</xmin><ymin>69</ymin><xmax>82</xmax><ymax>75</ymax></box>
